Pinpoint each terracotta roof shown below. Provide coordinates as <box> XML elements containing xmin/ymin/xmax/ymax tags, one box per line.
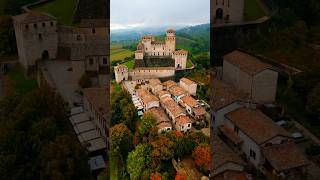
<box><xmin>219</xmin><ymin>125</ymin><xmax>243</xmax><ymax>145</ymax></box>
<box><xmin>158</xmin><ymin>90</ymin><xmax>170</xmax><ymax>98</ymax></box>
<box><xmin>169</xmin><ymin>85</ymin><xmax>187</xmax><ymax>97</ymax></box>
<box><xmin>163</xmin><ymin>80</ymin><xmax>177</xmax><ymax>89</ymax></box>
<box><xmin>146</xmin><ymin>108</ymin><xmax>171</xmax><ymax>125</ymax></box>
<box><xmin>173</xmin><ymin>49</ymin><xmax>188</xmax><ymax>55</ymax></box>
<box><xmin>175</xmin><ymin>115</ymin><xmax>192</xmax><ymax>126</ymax></box>
<box><xmin>160</xmin><ymin>96</ymin><xmax>185</xmax><ymax>118</ymax></box>
<box><xmin>13</xmin><ymin>11</ymin><xmax>56</xmax><ymax>24</ymax></box>
<box><xmin>181</xmin><ymin>96</ymin><xmax>198</xmax><ymax>107</ymax></box>
<box><xmin>211</xmin><ymin>79</ymin><xmax>248</xmax><ymax>111</ymax></box>
<box><xmin>193</xmin><ymin>106</ymin><xmax>206</xmax><ymax>116</ymax></box>
<box><xmin>79</xmin><ymin>19</ymin><xmax>108</xmax><ymax>28</ymax></box>
<box><xmin>157</xmin><ymin>121</ymin><xmax>172</xmax><ymax>129</ymax></box>
<box><xmin>148</xmin><ymin>79</ymin><xmax>162</xmax><ymax>86</ymax></box>
<box><xmin>83</xmin><ymin>88</ymin><xmax>108</xmax><ymax>119</ymax></box>
<box><xmin>180</xmin><ymin>77</ymin><xmax>195</xmax><ymax>85</ymax></box>
<box><xmin>225</xmin><ymin>108</ymin><xmax>291</xmax><ymax>145</ymax></box>
<box><xmin>136</xmin><ymin>89</ymin><xmax>158</xmax><ymax>103</ymax></box>
<box><xmin>224</xmin><ymin>50</ymin><xmax>273</xmax><ymax>75</ymax></box>
<box><xmin>212</xmin><ymin>136</ymin><xmax>245</xmax><ymax>171</ymax></box>
<box><xmin>263</xmin><ymin>142</ymin><xmax>310</xmax><ymax>171</ymax></box>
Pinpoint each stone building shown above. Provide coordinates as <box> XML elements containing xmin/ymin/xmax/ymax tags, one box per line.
<box><xmin>211</xmin><ymin>0</ymin><xmax>244</xmax><ymax>23</ymax></box>
<box><xmin>179</xmin><ymin>77</ymin><xmax>197</xmax><ymax>96</ymax></box>
<box><xmin>13</xmin><ymin>11</ymin><xmax>108</xmax><ymax>86</ymax></box>
<box><xmin>13</xmin><ymin>11</ymin><xmax>58</xmax><ymax>71</ymax></box>
<box><xmin>223</xmin><ymin>50</ymin><xmax>278</xmax><ymax>103</ymax></box>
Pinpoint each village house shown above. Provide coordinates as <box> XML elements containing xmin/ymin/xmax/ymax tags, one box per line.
<box><xmin>211</xmin><ymin>136</ymin><xmax>247</xmax><ymax>179</ymax></box>
<box><xmin>223</xmin><ymin>50</ymin><xmax>278</xmax><ymax>103</ymax></box>
<box><xmin>219</xmin><ymin>107</ymin><xmax>310</xmax><ymax>178</ymax></box>
<box><xmin>82</xmin><ymin>88</ymin><xmax>108</xmax><ymax>144</ymax></box>
<box><xmin>136</xmin><ymin>89</ymin><xmax>159</xmax><ymax>112</ymax></box>
<box><xmin>211</xmin><ymin>78</ymin><xmax>251</xmax><ymax>132</ymax></box>
<box><xmin>174</xmin><ymin>115</ymin><xmax>192</xmax><ymax>132</ymax></box>
<box><xmin>180</xmin><ymin>95</ymin><xmax>206</xmax><ymax>121</ymax></box>
<box><xmin>160</xmin><ymin>96</ymin><xmax>186</xmax><ymax>122</ymax></box>
<box><xmin>147</xmin><ymin>78</ymin><xmax>163</xmax><ymax>94</ymax></box>
<box><xmin>168</xmin><ymin>85</ymin><xmax>188</xmax><ymax>102</ymax></box>
<box><xmin>146</xmin><ymin>107</ymin><xmax>172</xmax><ymax>133</ymax></box>
<box><xmin>157</xmin><ymin>90</ymin><xmax>171</xmax><ymax>99</ymax></box>
<box><xmin>179</xmin><ymin>77</ymin><xmax>197</xmax><ymax>96</ymax></box>
<box><xmin>162</xmin><ymin>80</ymin><xmax>177</xmax><ymax>90</ymax></box>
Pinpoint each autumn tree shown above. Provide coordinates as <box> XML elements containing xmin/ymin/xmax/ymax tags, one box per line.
<box><xmin>138</xmin><ymin>112</ymin><xmax>156</xmax><ymax>138</ymax></box>
<box><xmin>150</xmin><ymin>136</ymin><xmax>175</xmax><ymax>162</ymax></box>
<box><xmin>150</xmin><ymin>172</ymin><xmax>162</xmax><ymax>180</ymax></box>
<box><xmin>110</xmin><ymin>123</ymin><xmax>133</xmax><ymax>159</ymax></box>
<box><xmin>127</xmin><ymin>144</ymin><xmax>151</xmax><ymax>180</ymax></box>
<box><xmin>174</xmin><ymin>171</ymin><xmax>188</xmax><ymax>180</ymax></box>
<box><xmin>192</xmin><ymin>144</ymin><xmax>211</xmax><ymax>173</ymax></box>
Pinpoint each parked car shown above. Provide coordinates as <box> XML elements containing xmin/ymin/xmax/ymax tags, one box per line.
<box><xmin>276</xmin><ymin>120</ymin><xmax>289</xmax><ymax>127</ymax></box>
<box><xmin>291</xmin><ymin>132</ymin><xmax>305</xmax><ymax>143</ymax></box>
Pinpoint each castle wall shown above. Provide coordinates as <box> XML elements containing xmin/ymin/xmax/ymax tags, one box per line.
<box><xmin>151</xmin><ymin>43</ymin><xmax>166</xmax><ymax>56</ymax></box>
<box><xmin>212</xmin><ymin>0</ymin><xmax>244</xmax><ymax>23</ymax></box>
<box><xmin>129</xmin><ymin>68</ymin><xmax>175</xmax><ymax>79</ymax></box>
<box><xmin>174</xmin><ymin>54</ymin><xmax>187</xmax><ymax>69</ymax></box>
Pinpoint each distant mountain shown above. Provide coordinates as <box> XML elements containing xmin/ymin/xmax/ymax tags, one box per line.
<box><xmin>176</xmin><ymin>23</ymin><xmax>210</xmax><ymax>41</ymax></box>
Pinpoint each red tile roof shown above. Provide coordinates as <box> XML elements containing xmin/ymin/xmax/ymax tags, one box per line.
<box><xmin>175</xmin><ymin>115</ymin><xmax>192</xmax><ymax>126</ymax></box>
<box><xmin>181</xmin><ymin>96</ymin><xmax>198</xmax><ymax>107</ymax></box>
<box><xmin>169</xmin><ymin>85</ymin><xmax>187</xmax><ymax>97</ymax></box>
<box><xmin>180</xmin><ymin>77</ymin><xmax>195</xmax><ymax>85</ymax></box>
<box><xmin>226</xmin><ymin>108</ymin><xmax>291</xmax><ymax>145</ymax></box>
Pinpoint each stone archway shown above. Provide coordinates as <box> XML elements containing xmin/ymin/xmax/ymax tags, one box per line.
<box><xmin>216</xmin><ymin>8</ymin><xmax>223</xmax><ymax>19</ymax></box>
<box><xmin>42</xmin><ymin>50</ymin><xmax>49</xmax><ymax>60</ymax></box>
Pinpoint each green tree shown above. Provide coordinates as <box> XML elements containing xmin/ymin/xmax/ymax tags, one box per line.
<box><xmin>127</xmin><ymin>144</ymin><xmax>151</xmax><ymax>180</ymax></box>
<box><xmin>110</xmin><ymin>123</ymin><xmax>133</xmax><ymax>159</ymax></box>
<box><xmin>138</xmin><ymin>112</ymin><xmax>156</xmax><ymax>138</ymax></box>
<box><xmin>0</xmin><ymin>16</ymin><xmax>17</xmax><ymax>56</ymax></box>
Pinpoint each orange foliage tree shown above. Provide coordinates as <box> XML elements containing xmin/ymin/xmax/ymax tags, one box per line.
<box><xmin>192</xmin><ymin>144</ymin><xmax>211</xmax><ymax>172</ymax></box>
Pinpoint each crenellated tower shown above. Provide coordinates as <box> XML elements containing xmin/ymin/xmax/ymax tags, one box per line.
<box><xmin>165</xmin><ymin>29</ymin><xmax>176</xmax><ymax>56</ymax></box>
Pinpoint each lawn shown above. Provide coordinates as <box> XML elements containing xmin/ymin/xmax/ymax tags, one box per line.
<box><xmin>123</xmin><ymin>60</ymin><xmax>135</xmax><ymax>70</ymax></box>
<box><xmin>243</xmin><ymin>0</ymin><xmax>266</xmax><ymax>21</ymax></box>
<box><xmin>5</xmin><ymin>66</ymin><xmax>37</xmax><ymax>95</ymax></box>
<box><xmin>31</xmin><ymin>0</ymin><xmax>77</xmax><ymax>25</ymax></box>
<box><xmin>111</xmin><ymin>49</ymin><xmax>134</xmax><ymax>62</ymax></box>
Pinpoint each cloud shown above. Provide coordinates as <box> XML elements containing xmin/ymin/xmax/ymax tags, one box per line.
<box><xmin>111</xmin><ymin>0</ymin><xmax>209</xmax><ymax>29</ymax></box>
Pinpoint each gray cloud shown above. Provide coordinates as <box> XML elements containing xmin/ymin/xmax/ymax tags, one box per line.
<box><xmin>111</xmin><ymin>0</ymin><xmax>210</xmax><ymax>29</ymax></box>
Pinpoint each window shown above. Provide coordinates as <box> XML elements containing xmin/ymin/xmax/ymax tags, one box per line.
<box><xmin>250</xmin><ymin>149</ymin><xmax>256</xmax><ymax>160</ymax></box>
<box><xmin>92</xmin><ymin>28</ymin><xmax>96</xmax><ymax>34</ymax></box>
<box><xmin>25</xmin><ymin>24</ymin><xmax>29</xmax><ymax>30</ymax></box>
<box><xmin>103</xmin><ymin>58</ymin><xmax>107</xmax><ymax>64</ymax></box>
<box><xmin>38</xmin><ymin>33</ymin><xmax>42</xmax><ymax>40</ymax></box>
<box><xmin>89</xmin><ymin>58</ymin><xmax>93</xmax><ymax>65</ymax></box>
<box><xmin>33</xmin><ymin>23</ymin><xmax>37</xmax><ymax>29</ymax></box>
<box><xmin>76</xmin><ymin>35</ymin><xmax>82</xmax><ymax>41</ymax></box>
<box><xmin>188</xmin><ymin>124</ymin><xmax>191</xmax><ymax>127</ymax></box>
<box><xmin>42</xmin><ymin>22</ymin><xmax>46</xmax><ymax>27</ymax></box>
<box><xmin>50</xmin><ymin>21</ymin><xmax>54</xmax><ymax>26</ymax></box>
<box><xmin>234</xmin><ymin>126</ymin><xmax>239</xmax><ymax>134</ymax></box>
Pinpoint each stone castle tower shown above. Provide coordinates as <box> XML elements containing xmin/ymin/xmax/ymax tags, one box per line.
<box><xmin>165</xmin><ymin>29</ymin><xmax>176</xmax><ymax>55</ymax></box>
<box><xmin>114</xmin><ymin>64</ymin><xmax>128</xmax><ymax>83</ymax></box>
<box><xmin>212</xmin><ymin>0</ymin><xmax>244</xmax><ymax>23</ymax></box>
<box><xmin>13</xmin><ymin>11</ymin><xmax>58</xmax><ymax>71</ymax></box>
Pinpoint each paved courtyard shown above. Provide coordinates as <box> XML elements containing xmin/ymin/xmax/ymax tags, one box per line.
<box><xmin>44</xmin><ymin>60</ymin><xmax>82</xmax><ymax>106</ymax></box>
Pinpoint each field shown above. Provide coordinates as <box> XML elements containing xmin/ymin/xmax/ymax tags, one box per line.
<box><xmin>110</xmin><ymin>43</ymin><xmax>134</xmax><ymax>62</ymax></box>
<box><xmin>31</xmin><ymin>0</ymin><xmax>77</xmax><ymax>25</ymax></box>
<box><xmin>243</xmin><ymin>0</ymin><xmax>266</xmax><ymax>21</ymax></box>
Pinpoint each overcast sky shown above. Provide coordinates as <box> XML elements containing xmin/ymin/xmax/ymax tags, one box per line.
<box><xmin>111</xmin><ymin>0</ymin><xmax>210</xmax><ymax>30</ymax></box>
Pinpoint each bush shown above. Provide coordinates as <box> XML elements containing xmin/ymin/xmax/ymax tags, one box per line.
<box><xmin>78</xmin><ymin>74</ymin><xmax>91</xmax><ymax>88</ymax></box>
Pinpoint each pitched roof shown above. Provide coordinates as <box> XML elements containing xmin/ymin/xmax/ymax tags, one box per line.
<box><xmin>13</xmin><ymin>11</ymin><xmax>56</xmax><ymax>24</ymax></box>
<box><xmin>163</xmin><ymin>80</ymin><xmax>177</xmax><ymax>89</ymax></box>
<box><xmin>83</xmin><ymin>88</ymin><xmax>108</xmax><ymax>119</ymax></box>
<box><xmin>181</xmin><ymin>96</ymin><xmax>198</xmax><ymax>107</ymax></box>
<box><xmin>158</xmin><ymin>90</ymin><xmax>170</xmax><ymax>98</ymax></box>
<box><xmin>180</xmin><ymin>77</ymin><xmax>196</xmax><ymax>85</ymax></box>
<box><xmin>146</xmin><ymin>108</ymin><xmax>171</xmax><ymax>125</ymax></box>
<box><xmin>136</xmin><ymin>89</ymin><xmax>159</xmax><ymax>103</ymax></box>
<box><xmin>211</xmin><ymin>79</ymin><xmax>248</xmax><ymax>111</ymax></box>
<box><xmin>263</xmin><ymin>142</ymin><xmax>310</xmax><ymax>171</ymax></box>
<box><xmin>169</xmin><ymin>85</ymin><xmax>187</xmax><ymax>97</ymax></box>
<box><xmin>212</xmin><ymin>136</ymin><xmax>245</xmax><ymax>171</ymax></box>
<box><xmin>148</xmin><ymin>79</ymin><xmax>162</xmax><ymax>86</ymax></box>
<box><xmin>175</xmin><ymin>115</ymin><xmax>192</xmax><ymax>126</ymax></box>
<box><xmin>193</xmin><ymin>106</ymin><xmax>206</xmax><ymax>116</ymax></box>
<box><xmin>173</xmin><ymin>49</ymin><xmax>188</xmax><ymax>55</ymax></box>
<box><xmin>160</xmin><ymin>96</ymin><xmax>185</xmax><ymax>118</ymax></box>
<box><xmin>224</xmin><ymin>50</ymin><xmax>273</xmax><ymax>75</ymax></box>
<box><xmin>225</xmin><ymin>108</ymin><xmax>291</xmax><ymax>145</ymax></box>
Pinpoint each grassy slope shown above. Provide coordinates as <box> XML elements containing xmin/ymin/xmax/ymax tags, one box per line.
<box><xmin>5</xmin><ymin>66</ymin><xmax>37</xmax><ymax>95</ymax></box>
<box><xmin>244</xmin><ymin>0</ymin><xmax>265</xmax><ymax>21</ymax></box>
<box><xmin>31</xmin><ymin>0</ymin><xmax>77</xmax><ymax>25</ymax></box>
<box><xmin>110</xmin><ymin>43</ymin><xmax>134</xmax><ymax>62</ymax></box>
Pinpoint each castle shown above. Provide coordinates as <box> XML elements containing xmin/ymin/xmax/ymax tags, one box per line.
<box><xmin>115</xmin><ymin>29</ymin><xmax>188</xmax><ymax>83</ymax></box>
<box><xmin>212</xmin><ymin>0</ymin><xmax>244</xmax><ymax>23</ymax></box>
<box><xmin>12</xmin><ymin>11</ymin><xmax>108</xmax><ymax>86</ymax></box>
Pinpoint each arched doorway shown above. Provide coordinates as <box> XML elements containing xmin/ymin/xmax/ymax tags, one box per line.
<box><xmin>216</xmin><ymin>8</ymin><xmax>223</xmax><ymax>19</ymax></box>
<box><xmin>42</xmin><ymin>50</ymin><xmax>49</xmax><ymax>60</ymax></box>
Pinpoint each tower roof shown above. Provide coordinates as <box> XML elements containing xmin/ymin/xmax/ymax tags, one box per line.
<box><xmin>13</xmin><ymin>11</ymin><xmax>56</xmax><ymax>24</ymax></box>
<box><xmin>167</xmin><ymin>29</ymin><xmax>175</xmax><ymax>33</ymax></box>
